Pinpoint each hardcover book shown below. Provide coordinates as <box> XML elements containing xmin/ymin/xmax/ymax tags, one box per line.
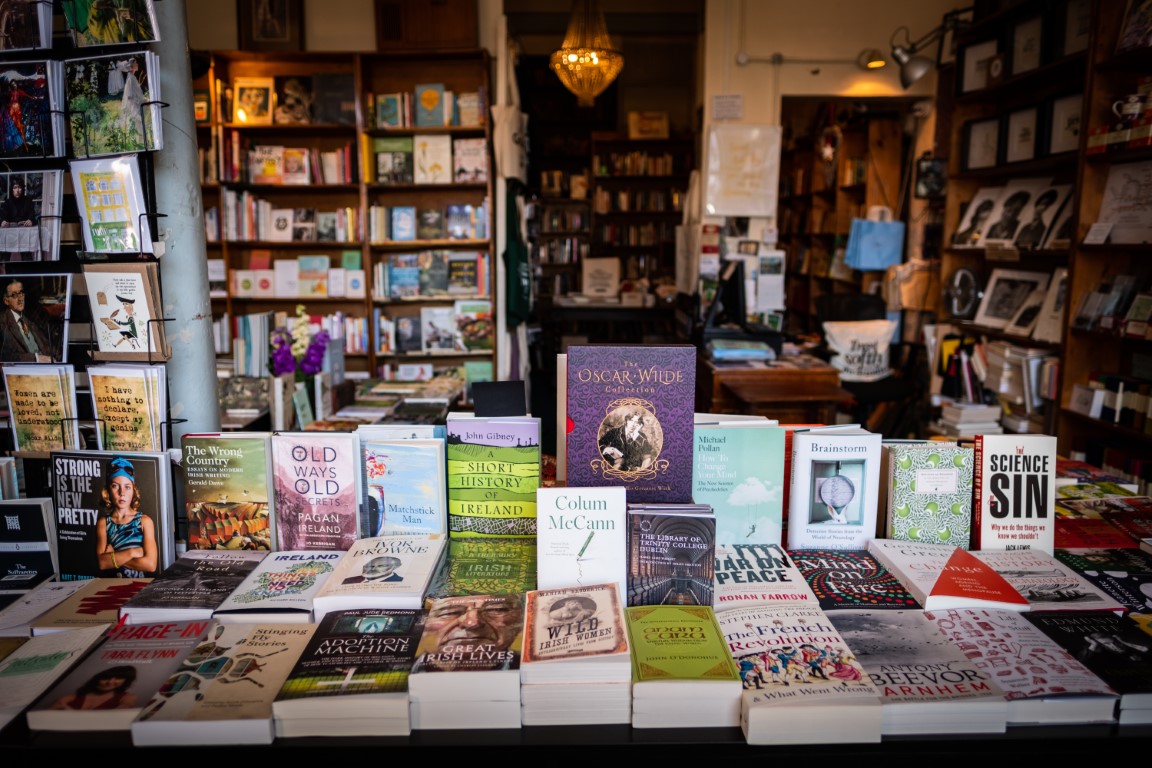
<box><xmin>65</xmin><ymin>51</ymin><xmax>163</xmax><ymax>156</ymax></box>
<box><xmin>273</xmin><ymin>607</ymin><xmax>427</xmax><ymax>737</ymax></box>
<box><xmin>413</xmin><ymin>134</ymin><xmax>452</xmax><ymax>184</ymax></box>
<box><xmin>885</xmin><ymin>442</ymin><xmax>974</xmax><ymax>547</ymax></box>
<box><xmin>827</xmin><ymin>608</ymin><xmax>1009</xmax><ymax>735</ymax></box>
<box><xmin>535</xmin><ymin>485</ymin><xmax>627</xmax><ymax>600</ymax></box>
<box><xmin>27</xmin><ymin>618</ymin><xmax>214</xmax><ymax>732</ymax></box>
<box><xmin>786</xmin><ymin>426</ymin><xmax>883</xmax><ymax>552</ymax></box>
<box><xmin>716</xmin><ymin>602</ymin><xmax>883</xmax><ymax>744</ymax></box>
<box><xmin>445</xmin><ymin>414</ymin><xmax>541</xmax><ymax>537</ymax></box>
<box><xmin>791</xmin><ymin>548</ymin><xmax>921</xmax><ymax>611</ymax></box>
<box><xmin>30</xmin><ymin>578</ymin><xmax>151</xmax><ymax>635</ymax></box>
<box><xmin>359</xmin><ymin>436</ymin><xmax>447</xmax><ymax>537</ymax></box>
<box><xmin>521</xmin><ymin>582</ymin><xmax>631</xmax><ymax>681</ymax></box>
<box><xmin>0</xmin><ymin>624</ymin><xmax>108</xmax><ymax>733</ymax></box>
<box><xmin>271</xmin><ymin>432</ymin><xmax>362</xmax><ymax>551</ymax></box>
<box><xmin>626</xmin><ymin>503</ymin><xmax>716</xmax><ymax>607</ymax></box>
<box><xmin>182</xmin><ymin>432</ymin><xmax>275</xmax><ymax>552</ymax></box>
<box><xmin>712</xmin><ymin>542</ymin><xmax>819</xmax><ymax>611</ymax></box>
<box><xmin>924</xmin><ymin>607</ymin><xmax>1120</xmax><ymax>725</ymax></box>
<box><xmin>972</xmin><ymin>548</ymin><xmax>1127</xmax><ymax>613</ymax></box>
<box><xmin>973</xmin><ymin>433</ymin><xmax>1058</xmax><ymax>553</ymax></box>
<box><xmin>565</xmin><ymin>344</ymin><xmax>697</xmax><ymax>504</ymax></box>
<box><xmin>49</xmin><ymin>450</ymin><xmax>174</xmax><ymax>581</ymax></box>
<box><xmin>211</xmin><ymin>550</ymin><xmax>343</xmax><ymax>624</ymax></box>
<box><xmin>130</xmin><ymin>622</ymin><xmax>316</xmax><ymax>746</ymax></box>
<box><xmin>865</xmin><ymin>538</ymin><xmax>1029</xmax><ymax>612</ymax></box>
<box><xmin>691</xmin><ymin>422</ymin><xmax>787</xmax><ymax>546</ymax></box>
<box><xmin>0</xmin><ymin>498</ymin><xmax>57</xmax><ymax>599</ymax></box>
<box><xmin>118</xmin><ymin>549</ymin><xmax>267</xmax><ymax>624</ymax></box>
<box><xmin>372</xmin><ymin>136</ymin><xmax>414</xmax><ymax>184</ymax></box>
<box><xmin>311</xmin><ymin>533</ymin><xmax>448</xmax><ymax>620</ymax></box>
<box><xmin>452</xmin><ymin>137</ymin><xmax>488</xmax><ymax>183</ymax></box>
<box><xmin>424</xmin><ymin>537</ymin><xmax>537</xmax><ymax>602</ymax></box>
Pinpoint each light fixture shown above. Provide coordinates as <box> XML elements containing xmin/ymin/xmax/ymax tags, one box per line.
<box><xmin>740</xmin><ymin>49</ymin><xmax>889</xmax><ymax>72</ymax></box>
<box><xmin>859</xmin><ymin>48</ymin><xmax>887</xmax><ymax>70</ymax></box>
<box><xmin>890</xmin><ymin>6</ymin><xmax>974</xmax><ymax>89</ymax></box>
<box><xmin>550</xmin><ymin>0</ymin><xmax>624</xmax><ymax>108</ymax></box>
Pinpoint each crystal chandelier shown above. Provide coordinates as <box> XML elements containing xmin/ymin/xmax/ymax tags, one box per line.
<box><xmin>550</xmin><ymin>0</ymin><xmax>624</xmax><ymax>107</ymax></box>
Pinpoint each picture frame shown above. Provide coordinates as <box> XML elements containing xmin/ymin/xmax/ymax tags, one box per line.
<box><xmin>232</xmin><ymin>76</ymin><xmax>276</xmax><ymax>125</ymax></box>
<box><xmin>962</xmin><ymin>117</ymin><xmax>1001</xmax><ymax>170</ymax></box>
<box><xmin>951</xmin><ymin>185</ymin><xmax>1005</xmax><ymax>248</ymax></box>
<box><xmin>1063</xmin><ymin>0</ymin><xmax>1092</xmax><ymax>55</ymax></box>
<box><xmin>193</xmin><ymin>89</ymin><xmax>211</xmax><ymax>125</ymax></box>
<box><xmin>1011</xmin><ymin>16</ymin><xmax>1043</xmax><ymax>76</ymax></box>
<box><xmin>1117</xmin><ymin>0</ymin><xmax>1152</xmax><ymax>54</ymax></box>
<box><xmin>914</xmin><ymin>156</ymin><xmax>946</xmax><ymax>199</ymax></box>
<box><xmin>961</xmin><ymin>39</ymin><xmax>999</xmax><ymax>93</ymax></box>
<box><xmin>1047</xmin><ymin>93</ymin><xmax>1083</xmax><ymax>154</ymax></box>
<box><xmin>237</xmin><ymin>0</ymin><xmax>304</xmax><ymax>52</ymax></box>
<box><xmin>1003</xmin><ymin>106</ymin><xmax>1040</xmax><ymax>164</ymax></box>
<box><xmin>973</xmin><ymin>267</ymin><xmax>1050</xmax><ymax>330</ymax></box>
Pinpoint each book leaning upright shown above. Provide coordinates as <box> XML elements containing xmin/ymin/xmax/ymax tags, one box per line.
<box><xmin>786</xmin><ymin>426</ymin><xmax>884</xmax><ymax>552</ymax></box>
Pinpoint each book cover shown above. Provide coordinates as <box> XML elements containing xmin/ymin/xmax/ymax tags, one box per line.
<box><xmin>566</xmin><ymin>344</ymin><xmax>697</xmax><ymax>504</ymax></box>
<box><xmin>416</xmin><ymin>208</ymin><xmax>445</xmax><ymax>241</ymax></box>
<box><xmin>521</xmin><ymin>583</ymin><xmax>630</xmax><ymax>672</ymax></box>
<box><xmin>27</xmin><ymin>618</ymin><xmax>215</xmax><ymax>732</ymax></box>
<box><xmin>0</xmin><ymin>498</ymin><xmax>56</xmax><ymax>598</ymax></box>
<box><xmin>625</xmin><ymin>604</ymin><xmax>740</xmax><ymax>695</ymax></box>
<box><xmin>826</xmin><ymin>608</ymin><xmax>1008</xmax><ymax>735</ymax></box>
<box><xmin>390</xmin><ymin>206</ymin><xmax>416</xmax><ymax>241</ymax></box>
<box><xmin>375</xmin><ymin>92</ymin><xmax>404</xmax><ymax>128</ymax></box>
<box><xmin>1067</xmin><ymin>568</ymin><xmax>1152</xmax><ymax>614</ymax></box>
<box><xmin>4</xmin><ymin>364</ymin><xmax>81</xmax><ymax>454</ymax></box>
<box><xmin>447</xmin><ymin>251</ymin><xmax>486</xmax><ymax>294</ymax></box>
<box><xmin>445</xmin><ymin>414</ymin><xmax>541</xmax><ymax>538</ymax></box>
<box><xmin>130</xmin><ymin>622</ymin><xmax>316</xmax><ymax>746</ymax></box>
<box><xmin>248</xmin><ymin>144</ymin><xmax>283</xmax><ymax>184</ymax></box>
<box><xmin>271</xmin><ymin>432</ymin><xmax>362</xmax><ymax>551</ymax></box>
<box><xmin>387</xmin><ymin>252</ymin><xmax>421</xmax><ymax>298</ymax></box>
<box><xmin>119</xmin><ymin>549</ymin><xmax>267</xmax><ymax>624</ymax></box>
<box><xmin>972</xmin><ymin>548</ymin><xmax>1127</xmax><ymax>613</ymax></box>
<box><xmin>372</xmin><ymin>136</ymin><xmax>414</xmax><ymax>184</ymax></box>
<box><xmin>49</xmin><ymin>450</ymin><xmax>173</xmax><ymax>581</ymax></box>
<box><xmin>924</xmin><ymin>607</ymin><xmax>1120</xmax><ymax>724</ymax></box>
<box><xmin>296</xmin><ymin>255</ymin><xmax>330</xmax><ymax>298</ymax></box>
<box><xmin>273</xmin><ymin>75</ymin><xmax>313</xmax><ymax>124</ymax></box>
<box><xmin>692</xmin><ymin>423</ymin><xmax>786</xmax><ymax>546</ymax></box>
<box><xmin>536</xmin><ymin>486</ymin><xmax>627</xmax><ymax>600</ymax></box>
<box><xmin>452</xmin><ymin>137</ymin><xmax>488</xmax><ymax>183</ymax></box>
<box><xmin>972</xmin><ymin>433</ymin><xmax>1058</xmax><ymax>553</ymax></box>
<box><xmin>1055</xmin><ymin>517</ymin><xmax>1140</xmax><ymax>549</ymax></box>
<box><xmin>885</xmin><ymin>442</ymin><xmax>974</xmax><ymax>547</ymax></box>
<box><xmin>0</xmin><ymin>580</ymin><xmax>86</xmax><ymax>637</ymax></box>
<box><xmin>791</xmin><ymin>548</ymin><xmax>921</xmax><ymax>611</ymax></box>
<box><xmin>65</xmin><ymin>51</ymin><xmax>162</xmax><ymax>156</ymax></box>
<box><xmin>182</xmin><ymin>433</ymin><xmax>275</xmax><ymax>552</ymax></box>
<box><xmin>866</xmin><ymin>538</ymin><xmax>1029</xmax><ymax>612</ymax></box>
<box><xmin>1054</xmin><ymin>547</ymin><xmax>1152</xmax><ymax>574</ymax></box>
<box><xmin>211</xmin><ymin>549</ymin><xmax>344</xmax><ymax>623</ymax></box>
<box><xmin>413</xmin><ymin>83</ymin><xmax>447</xmax><ymax>127</ymax></box>
<box><xmin>424</xmin><ymin>537</ymin><xmax>537</xmax><ymax>601</ymax></box>
<box><xmin>81</xmin><ymin>261</ymin><xmax>169</xmax><ymax>359</ymax></box>
<box><xmin>0</xmin><ymin>59</ymin><xmax>60</xmax><ymax>159</ymax></box>
<box><xmin>626</xmin><ymin>503</ymin><xmax>716</xmax><ymax>607</ymax></box>
<box><xmin>417</xmin><ymin>249</ymin><xmax>449</xmax><ymax>293</ymax></box>
<box><xmin>272</xmin><ymin>607</ymin><xmax>426</xmax><ymax>736</ymax></box>
<box><xmin>1023</xmin><ymin>611</ymin><xmax>1152</xmax><ymax>710</ymax></box>
<box><xmin>414</xmin><ymin>134</ymin><xmax>452</xmax><ymax>184</ymax></box>
<box><xmin>30</xmin><ymin>578</ymin><xmax>151</xmax><ymax>635</ymax></box>
<box><xmin>453</xmin><ymin>299</ymin><xmax>493</xmax><ymax>351</ymax></box>
<box><xmin>712</xmin><ymin>542</ymin><xmax>819</xmax><ymax>611</ymax></box>
<box><xmin>0</xmin><ymin>624</ymin><xmax>108</xmax><ymax>733</ymax></box>
<box><xmin>359</xmin><ymin>436</ymin><xmax>447</xmax><ymax>537</ymax></box>
<box><xmin>88</xmin><ymin>363</ymin><xmax>166</xmax><ymax>452</ymax></box>
<box><xmin>786</xmin><ymin>427</ymin><xmax>883</xmax><ymax>552</ymax></box>
<box><xmin>312</xmin><ymin>534</ymin><xmax>448</xmax><ymax>619</ymax></box>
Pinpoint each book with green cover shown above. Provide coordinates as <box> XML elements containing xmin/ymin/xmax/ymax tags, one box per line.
<box><xmin>691</xmin><ymin>423</ymin><xmax>786</xmax><ymax>546</ymax></box>
<box><xmin>625</xmin><ymin>604</ymin><xmax>740</xmax><ymax>696</ymax></box>
<box><xmin>182</xmin><ymin>433</ymin><xmax>275</xmax><ymax>552</ymax></box>
<box><xmin>444</xmin><ymin>414</ymin><xmax>541</xmax><ymax>537</ymax></box>
<box><xmin>424</xmin><ymin>536</ymin><xmax>537</xmax><ymax>603</ymax></box>
<box><xmin>886</xmin><ymin>442</ymin><xmax>974</xmax><ymax>547</ymax></box>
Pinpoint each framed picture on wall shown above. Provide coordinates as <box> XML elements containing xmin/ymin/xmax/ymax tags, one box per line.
<box><xmin>1004</xmin><ymin>106</ymin><xmax>1040</xmax><ymax>164</ymax></box>
<box><xmin>961</xmin><ymin>39</ymin><xmax>999</xmax><ymax>92</ymax></box>
<box><xmin>973</xmin><ymin>268</ymin><xmax>1050</xmax><ymax>330</ymax></box>
<box><xmin>1048</xmin><ymin>93</ymin><xmax>1083</xmax><ymax>154</ymax></box>
<box><xmin>962</xmin><ymin>117</ymin><xmax>1001</xmax><ymax>170</ymax></box>
<box><xmin>237</xmin><ymin>0</ymin><xmax>304</xmax><ymax>52</ymax></box>
<box><xmin>1063</xmin><ymin>0</ymin><xmax>1092</xmax><ymax>55</ymax></box>
<box><xmin>1011</xmin><ymin>16</ymin><xmax>1043</xmax><ymax>75</ymax></box>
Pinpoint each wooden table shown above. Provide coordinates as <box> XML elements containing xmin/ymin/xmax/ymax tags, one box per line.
<box><xmin>697</xmin><ymin>354</ymin><xmax>852</xmax><ymax>424</ymax></box>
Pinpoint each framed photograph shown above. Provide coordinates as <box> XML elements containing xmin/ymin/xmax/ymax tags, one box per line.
<box><xmin>1063</xmin><ymin>0</ymin><xmax>1092</xmax><ymax>55</ymax></box>
<box><xmin>1011</xmin><ymin>16</ymin><xmax>1043</xmax><ymax>75</ymax></box>
<box><xmin>961</xmin><ymin>39</ymin><xmax>999</xmax><ymax>92</ymax></box>
<box><xmin>237</xmin><ymin>0</ymin><xmax>304</xmax><ymax>52</ymax></box>
<box><xmin>1117</xmin><ymin>0</ymin><xmax>1152</xmax><ymax>54</ymax></box>
<box><xmin>232</xmin><ymin>76</ymin><xmax>275</xmax><ymax>125</ymax></box>
<box><xmin>914</xmin><ymin>156</ymin><xmax>946</xmax><ymax>199</ymax></box>
<box><xmin>962</xmin><ymin>117</ymin><xmax>1001</xmax><ymax>170</ymax></box>
<box><xmin>951</xmin><ymin>185</ymin><xmax>1005</xmax><ymax>248</ymax></box>
<box><xmin>1003</xmin><ymin>106</ymin><xmax>1039</xmax><ymax>164</ymax></box>
<box><xmin>1014</xmin><ymin>183</ymin><xmax>1072</xmax><ymax>250</ymax></box>
<box><xmin>1005</xmin><ymin>282</ymin><xmax>1049</xmax><ymax>337</ymax></box>
<box><xmin>1047</xmin><ymin>93</ymin><xmax>1083</xmax><ymax>154</ymax></box>
<box><xmin>973</xmin><ymin>268</ymin><xmax>1050</xmax><ymax>330</ymax></box>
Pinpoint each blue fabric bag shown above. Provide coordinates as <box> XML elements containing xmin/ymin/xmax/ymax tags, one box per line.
<box><xmin>845</xmin><ymin>207</ymin><xmax>905</xmax><ymax>271</ymax></box>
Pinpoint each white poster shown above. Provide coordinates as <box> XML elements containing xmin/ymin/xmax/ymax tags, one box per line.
<box><xmin>704</xmin><ymin>124</ymin><xmax>781</xmax><ymax>217</ymax></box>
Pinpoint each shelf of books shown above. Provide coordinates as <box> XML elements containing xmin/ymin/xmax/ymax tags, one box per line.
<box><xmin>1055</xmin><ymin>4</ymin><xmax>1152</xmax><ymax>476</ymax></box>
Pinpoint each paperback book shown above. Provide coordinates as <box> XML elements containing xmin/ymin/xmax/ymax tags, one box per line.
<box><xmin>521</xmin><ymin>582</ymin><xmax>631</xmax><ymax>680</ymax></box>
<box><xmin>866</xmin><ymin>538</ymin><xmax>1029</xmax><ymax>612</ymax></box>
<box><xmin>786</xmin><ymin>426</ymin><xmax>883</xmax><ymax>552</ymax></box>
<box><xmin>118</xmin><ymin>549</ymin><xmax>267</xmax><ymax>624</ymax></box>
<box><xmin>565</xmin><ymin>344</ymin><xmax>697</xmax><ymax>504</ymax></box>
<box><xmin>270</xmin><ymin>432</ymin><xmax>361</xmax><ymax>551</ymax></box>
<box><xmin>424</xmin><ymin>536</ymin><xmax>537</xmax><ymax>602</ymax></box>
<box><xmin>358</xmin><ymin>434</ymin><xmax>447</xmax><ymax>537</ymax></box>
<box><xmin>535</xmin><ymin>485</ymin><xmax>627</xmax><ymax>600</ymax></box>
<box><xmin>0</xmin><ymin>624</ymin><xmax>108</xmax><ymax>732</ymax></box>
<box><xmin>213</xmin><ymin>550</ymin><xmax>344</xmax><ymax>624</ymax></box>
<box><xmin>0</xmin><ymin>498</ymin><xmax>57</xmax><ymax>600</ymax></box>
<box><xmin>973</xmin><ymin>433</ymin><xmax>1058</xmax><ymax>553</ymax></box>
<box><xmin>691</xmin><ymin>422</ymin><xmax>786</xmax><ymax>546</ymax></box>
<box><xmin>712</xmin><ymin>542</ymin><xmax>819</xmax><ymax>611</ymax></box>
<box><xmin>273</xmin><ymin>607</ymin><xmax>427</xmax><ymax>737</ymax></box>
<box><xmin>311</xmin><ymin>533</ymin><xmax>448</xmax><ymax>620</ymax></box>
<box><xmin>444</xmin><ymin>414</ymin><xmax>541</xmax><ymax>537</ymax></box>
<box><xmin>30</xmin><ymin>577</ymin><xmax>151</xmax><ymax>635</ymax></box>
<box><xmin>130</xmin><ymin>622</ymin><xmax>316</xmax><ymax>746</ymax></box>
<box><xmin>791</xmin><ymin>548</ymin><xmax>922</xmax><ymax>611</ymax></box>
<box><xmin>972</xmin><ymin>548</ymin><xmax>1128</xmax><ymax>613</ymax></box>
<box><xmin>182</xmin><ymin>432</ymin><xmax>275</xmax><ymax>552</ymax></box>
<box><xmin>626</xmin><ymin>502</ymin><xmax>716</xmax><ymax>607</ymax></box>
<box><xmin>0</xmin><ymin>579</ymin><xmax>87</xmax><ymax>638</ymax></box>
<box><xmin>885</xmin><ymin>442</ymin><xmax>974</xmax><ymax>547</ymax></box>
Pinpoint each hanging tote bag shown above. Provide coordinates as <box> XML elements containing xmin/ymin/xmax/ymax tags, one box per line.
<box><xmin>491</xmin><ymin>39</ymin><xmax>529</xmax><ymax>184</ymax></box>
<box><xmin>844</xmin><ymin>205</ymin><xmax>905</xmax><ymax>271</ymax></box>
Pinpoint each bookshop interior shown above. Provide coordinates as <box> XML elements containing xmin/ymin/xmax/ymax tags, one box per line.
<box><xmin>5</xmin><ymin>0</ymin><xmax>1152</xmax><ymax>756</ymax></box>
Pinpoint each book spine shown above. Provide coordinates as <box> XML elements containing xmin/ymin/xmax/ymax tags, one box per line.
<box><xmin>972</xmin><ymin>435</ymin><xmax>985</xmax><ymax>549</ymax></box>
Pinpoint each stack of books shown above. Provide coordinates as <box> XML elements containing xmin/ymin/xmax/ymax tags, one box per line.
<box><xmin>934</xmin><ymin>400</ymin><xmax>1004</xmax><ymax>438</ymax></box>
<box><xmin>519</xmin><ymin>583</ymin><xmax>632</xmax><ymax>725</ymax></box>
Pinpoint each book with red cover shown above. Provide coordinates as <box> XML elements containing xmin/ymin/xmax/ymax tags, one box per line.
<box><xmin>1055</xmin><ymin>516</ymin><xmax>1139</xmax><ymax>549</ymax></box>
<box><xmin>972</xmin><ymin>434</ymin><xmax>1057</xmax><ymax>553</ymax></box>
<box><xmin>867</xmin><ymin>539</ymin><xmax>1030</xmax><ymax>612</ymax></box>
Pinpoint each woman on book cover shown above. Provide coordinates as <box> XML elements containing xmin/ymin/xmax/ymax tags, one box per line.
<box><xmin>95</xmin><ymin>456</ymin><xmax>158</xmax><ymax>577</ymax></box>
<box><xmin>48</xmin><ymin>665</ymin><xmax>138</xmax><ymax>711</ymax></box>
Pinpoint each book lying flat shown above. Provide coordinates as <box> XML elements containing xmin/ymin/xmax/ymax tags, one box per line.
<box><xmin>866</xmin><ymin>539</ymin><xmax>1029</xmax><ymax>612</ymax></box>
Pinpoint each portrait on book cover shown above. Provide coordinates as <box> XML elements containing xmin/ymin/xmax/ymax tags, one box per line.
<box><xmin>0</xmin><ymin>272</ymin><xmax>70</xmax><ymax>364</ymax></box>
<box><xmin>596</xmin><ymin>401</ymin><xmax>664</xmax><ymax>478</ymax></box>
